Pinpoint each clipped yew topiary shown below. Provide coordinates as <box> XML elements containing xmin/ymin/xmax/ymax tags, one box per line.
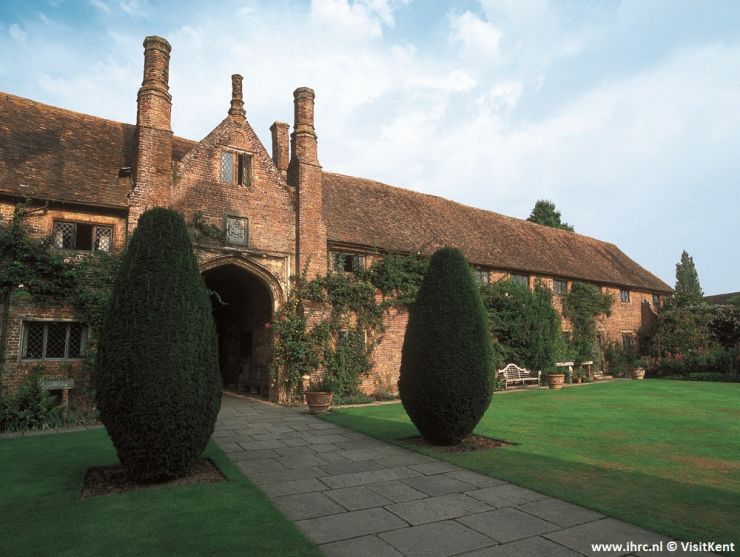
<box><xmin>398</xmin><ymin>247</ymin><xmax>495</xmax><ymax>445</ymax></box>
<box><xmin>94</xmin><ymin>208</ymin><xmax>221</xmax><ymax>482</ymax></box>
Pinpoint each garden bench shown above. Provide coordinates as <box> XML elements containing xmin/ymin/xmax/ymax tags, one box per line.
<box><xmin>240</xmin><ymin>365</ymin><xmax>269</xmax><ymax>396</ymax></box>
<box><xmin>497</xmin><ymin>363</ymin><xmax>541</xmax><ymax>389</ymax></box>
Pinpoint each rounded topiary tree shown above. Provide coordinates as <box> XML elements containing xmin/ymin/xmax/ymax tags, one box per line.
<box><xmin>94</xmin><ymin>208</ymin><xmax>221</xmax><ymax>482</ymax></box>
<box><xmin>398</xmin><ymin>247</ymin><xmax>495</xmax><ymax>445</ymax></box>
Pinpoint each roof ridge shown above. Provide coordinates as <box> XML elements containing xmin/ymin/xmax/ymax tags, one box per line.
<box><xmin>323</xmin><ymin>171</ymin><xmax>613</xmax><ymax>247</ymax></box>
<box><xmin>0</xmin><ymin>91</ymin><xmax>195</xmax><ymax>146</ymax></box>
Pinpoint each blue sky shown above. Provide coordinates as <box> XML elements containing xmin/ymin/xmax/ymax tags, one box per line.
<box><xmin>2</xmin><ymin>0</ymin><xmax>739</xmax><ymax>294</ymax></box>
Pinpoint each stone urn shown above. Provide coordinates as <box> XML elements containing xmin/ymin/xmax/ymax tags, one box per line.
<box><xmin>546</xmin><ymin>373</ymin><xmax>566</xmax><ymax>390</ymax></box>
<box><xmin>305</xmin><ymin>391</ymin><xmax>333</xmax><ymax>414</ymax></box>
<box><xmin>631</xmin><ymin>367</ymin><xmax>646</xmax><ymax>380</ymax></box>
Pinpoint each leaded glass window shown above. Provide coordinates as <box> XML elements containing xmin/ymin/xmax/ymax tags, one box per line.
<box><xmin>331</xmin><ymin>252</ymin><xmax>365</xmax><ymax>273</ymax></box>
<box><xmin>22</xmin><ymin>321</ymin><xmax>85</xmax><ymax>360</ymax></box>
<box><xmin>221</xmin><ymin>151</ymin><xmax>235</xmax><ymax>184</ymax></box>
<box><xmin>53</xmin><ymin>222</ymin><xmax>76</xmax><ymax>249</ymax></box>
<box><xmin>53</xmin><ymin>222</ymin><xmax>112</xmax><ymax>252</ymax></box>
<box><xmin>474</xmin><ymin>269</ymin><xmax>488</xmax><ymax>284</ymax></box>
<box><xmin>511</xmin><ymin>274</ymin><xmax>529</xmax><ymax>287</ymax></box>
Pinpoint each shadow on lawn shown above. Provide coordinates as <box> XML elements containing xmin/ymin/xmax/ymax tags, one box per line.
<box><xmin>324</xmin><ymin>410</ymin><xmax>739</xmax><ymax>545</ymax></box>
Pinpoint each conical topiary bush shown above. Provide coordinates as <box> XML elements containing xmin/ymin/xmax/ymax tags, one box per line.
<box><xmin>398</xmin><ymin>247</ymin><xmax>495</xmax><ymax>445</ymax></box>
<box><xmin>94</xmin><ymin>208</ymin><xmax>221</xmax><ymax>482</ymax></box>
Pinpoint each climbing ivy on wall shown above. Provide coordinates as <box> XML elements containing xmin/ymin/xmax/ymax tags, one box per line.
<box><xmin>562</xmin><ymin>281</ymin><xmax>613</xmax><ymax>364</ymax></box>
<box><xmin>271</xmin><ymin>252</ymin><xmax>430</xmax><ymax>402</ymax></box>
<box><xmin>0</xmin><ymin>197</ymin><xmax>121</xmax><ymax>380</ymax></box>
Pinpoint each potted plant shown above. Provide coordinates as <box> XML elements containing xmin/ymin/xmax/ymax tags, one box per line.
<box><xmin>573</xmin><ymin>368</ymin><xmax>584</xmax><ymax>384</ymax></box>
<box><xmin>631</xmin><ymin>367</ymin><xmax>646</xmax><ymax>380</ymax></box>
<box><xmin>545</xmin><ymin>371</ymin><xmax>565</xmax><ymax>390</ymax></box>
<box><xmin>304</xmin><ymin>376</ymin><xmax>333</xmax><ymax>414</ymax></box>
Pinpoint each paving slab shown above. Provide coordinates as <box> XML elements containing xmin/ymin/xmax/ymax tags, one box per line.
<box><xmin>235</xmin><ymin>458</ymin><xmax>286</xmax><ymax>474</ymax></box>
<box><xmin>319</xmin><ymin>459</ymin><xmax>389</xmax><ymax>476</ymax></box>
<box><xmin>366</xmin><ymin>480</ymin><xmax>429</xmax><ymax>503</ymax></box>
<box><xmin>380</xmin><ymin>520</ymin><xmax>496</xmax><ymax>557</ymax></box>
<box><xmin>261</xmin><ymin>478</ymin><xmax>329</xmax><ymax>497</ymax></box>
<box><xmin>386</xmin><ymin>493</ymin><xmax>493</xmax><ymax>525</ymax></box>
<box><xmin>248</xmin><ymin>466</ymin><xmax>327</xmax><ymax>485</ymax></box>
<box><xmin>458</xmin><ymin>507</ymin><xmax>561</xmax><ymax>543</ymax></box>
<box><xmin>272</xmin><ymin>491</ymin><xmax>346</xmax><ymax>521</ymax></box>
<box><xmin>517</xmin><ymin>497</ymin><xmax>605</xmax><ymax>528</ymax></box>
<box><xmin>320</xmin><ymin>534</ymin><xmax>404</xmax><ymax>557</ymax></box>
<box><xmin>297</xmin><ymin>507</ymin><xmax>408</xmax><ymax>544</ymax></box>
<box><xmin>407</xmin><ymin>461</ymin><xmax>460</xmax><ymax>475</ymax></box>
<box><xmin>459</xmin><ymin>535</ymin><xmax>583</xmax><ymax>557</ymax></box>
<box><xmin>466</xmin><ymin>483</ymin><xmax>549</xmax><ymax>507</ymax></box>
<box><xmin>325</xmin><ymin>485</ymin><xmax>394</xmax><ymax>511</ymax></box>
<box><xmin>400</xmin><ymin>474</ymin><xmax>477</xmax><ymax>496</ymax></box>
<box><xmin>321</xmin><ymin>467</ymin><xmax>421</xmax><ymax>489</ymax></box>
<box><xmin>544</xmin><ymin>518</ymin><xmax>672</xmax><ymax>557</ymax></box>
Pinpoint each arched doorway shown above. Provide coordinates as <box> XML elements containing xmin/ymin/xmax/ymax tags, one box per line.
<box><xmin>201</xmin><ymin>262</ymin><xmax>278</xmax><ymax>398</ymax></box>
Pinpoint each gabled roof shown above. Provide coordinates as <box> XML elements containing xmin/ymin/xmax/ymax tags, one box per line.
<box><xmin>0</xmin><ymin>93</ymin><xmax>194</xmax><ymax>208</ymax></box>
<box><xmin>322</xmin><ymin>173</ymin><xmax>672</xmax><ymax>293</ymax></box>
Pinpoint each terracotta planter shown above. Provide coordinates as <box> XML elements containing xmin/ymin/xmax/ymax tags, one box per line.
<box><xmin>546</xmin><ymin>373</ymin><xmax>565</xmax><ymax>390</ymax></box>
<box><xmin>631</xmin><ymin>368</ymin><xmax>646</xmax><ymax>380</ymax></box>
<box><xmin>305</xmin><ymin>391</ymin><xmax>333</xmax><ymax>414</ymax></box>
<box><xmin>574</xmin><ymin>377</ymin><xmax>583</xmax><ymax>384</ymax></box>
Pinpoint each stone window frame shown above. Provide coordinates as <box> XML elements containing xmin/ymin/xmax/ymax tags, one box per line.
<box><xmin>652</xmin><ymin>294</ymin><xmax>661</xmax><ymax>307</ymax></box>
<box><xmin>220</xmin><ymin>149</ymin><xmax>253</xmax><ymax>187</ymax></box>
<box><xmin>620</xmin><ymin>289</ymin><xmax>631</xmax><ymax>303</ymax></box>
<box><xmin>553</xmin><ymin>278</ymin><xmax>568</xmax><ymax>295</ymax></box>
<box><xmin>20</xmin><ymin>319</ymin><xmax>86</xmax><ymax>361</ymax></box>
<box><xmin>331</xmin><ymin>252</ymin><xmax>365</xmax><ymax>274</ymax></box>
<box><xmin>52</xmin><ymin>220</ymin><xmax>114</xmax><ymax>253</ymax></box>
<box><xmin>510</xmin><ymin>273</ymin><xmax>530</xmax><ymax>288</ymax></box>
<box><xmin>223</xmin><ymin>214</ymin><xmax>249</xmax><ymax>246</ymax></box>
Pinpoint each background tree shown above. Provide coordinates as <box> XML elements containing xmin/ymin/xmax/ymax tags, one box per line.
<box><xmin>527</xmin><ymin>199</ymin><xmax>574</xmax><ymax>231</ymax></box>
<box><xmin>94</xmin><ymin>208</ymin><xmax>221</xmax><ymax>482</ymax></box>
<box><xmin>398</xmin><ymin>247</ymin><xmax>495</xmax><ymax>445</ymax></box>
<box><xmin>652</xmin><ymin>250</ymin><xmax>711</xmax><ymax>355</ymax></box>
<box><xmin>673</xmin><ymin>250</ymin><xmax>703</xmax><ymax>306</ymax></box>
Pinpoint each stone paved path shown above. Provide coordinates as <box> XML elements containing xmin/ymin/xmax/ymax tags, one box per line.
<box><xmin>214</xmin><ymin>394</ymin><xmax>712</xmax><ymax>557</ymax></box>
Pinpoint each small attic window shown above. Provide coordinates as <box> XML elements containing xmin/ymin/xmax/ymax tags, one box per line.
<box><xmin>220</xmin><ymin>150</ymin><xmax>252</xmax><ymax>186</ymax></box>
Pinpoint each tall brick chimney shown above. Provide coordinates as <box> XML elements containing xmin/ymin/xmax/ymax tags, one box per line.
<box><xmin>288</xmin><ymin>87</ymin><xmax>327</xmax><ymax>279</ymax></box>
<box><xmin>229</xmin><ymin>74</ymin><xmax>246</xmax><ymax>122</ymax></box>
<box><xmin>270</xmin><ymin>121</ymin><xmax>289</xmax><ymax>176</ymax></box>
<box><xmin>129</xmin><ymin>35</ymin><xmax>174</xmax><ymax>234</ymax></box>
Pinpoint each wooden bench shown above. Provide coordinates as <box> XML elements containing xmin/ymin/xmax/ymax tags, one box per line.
<box><xmin>497</xmin><ymin>363</ymin><xmax>541</xmax><ymax>389</ymax></box>
<box><xmin>239</xmin><ymin>365</ymin><xmax>269</xmax><ymax>396</ymax></box>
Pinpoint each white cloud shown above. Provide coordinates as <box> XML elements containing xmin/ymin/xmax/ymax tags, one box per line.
<box><xmin>9</xmin><ymin>23</ymin><xmax>26</xmax><ymax>42</ymax></box>
<box><xmin>88</xmin><ymin>0</ymin><xmax>112</xmax><ymax>14</ymax></box>
<box><xmin>449</xmin><ymin>11</ymin><xmax>501</xmax><ymax>58</ymax></box>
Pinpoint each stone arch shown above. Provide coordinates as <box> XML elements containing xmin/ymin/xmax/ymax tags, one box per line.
<box><xmin>200</xmin><ymin>255</ymin><xmax>284</xmax><ymax>398</ymax></box>
<box><xmin>200</xmin><ymin>255</ymin><xmax>284</xmax><ymax>313</ymax></box>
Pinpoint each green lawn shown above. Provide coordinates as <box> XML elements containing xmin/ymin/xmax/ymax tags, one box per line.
<box><xmin>322</xmin><ymin>380</ymin><xmax>740</xmax><ymax>544</ymax></box>
<box><xmin>0</xmin><ymin>430</ymin><xmax>321</xmax><ymax>557</ymax></box>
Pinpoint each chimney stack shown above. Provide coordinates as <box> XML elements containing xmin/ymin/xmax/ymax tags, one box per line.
<box><xmin>229</xmin><ymin>74</ymin><xmax>246</xmax><ymax>121</ymax></box>
<box><xmin>130</xmin><ymin>35</ymin><xmax>174</xmax><ymax>235</ymax></box>
<box><xmin>290</xmin><ymin>87</ymin><xmax>318</xmax><ymax>165</ymax></box>
<box><xmin>136</xmin><ymin>35</ymin><xmax>172</xmax><ymax>130</ymax></box>
<box><xmin>288</xmin><ymin>86</ymin><xmax>326</xmax><ymax>280</ymax></box>
<box><xmin>270</xmin><ymin>121</ymin><xmax>289</xmax><ymax>175</ymax></box>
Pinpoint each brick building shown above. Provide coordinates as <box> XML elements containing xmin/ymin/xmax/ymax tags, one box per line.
<box><xmin>0</xmin><ymin>36</ymin><xmax>670</xmax><ymax>406</ymax></box>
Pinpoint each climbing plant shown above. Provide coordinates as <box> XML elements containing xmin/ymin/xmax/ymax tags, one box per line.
<box><xmin>562</xmin><ymin>281</ymin><xmax>613</xmax><ymax>364</ymax></box>
<box><xmin>271</xmin><ymin>252</ymin><xmax>430</xmax><ymax>401</ymax></box>
<box><xmin>0</xmin><ymin>197</ymin><xmax>120</xmax><ymax>380</ymax></box>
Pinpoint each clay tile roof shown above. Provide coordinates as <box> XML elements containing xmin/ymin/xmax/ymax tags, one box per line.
<box><xmin>322</xmin><ymin>172</ymin><xmax>671</xmax><ymax>293</ymax></box>
<box><xmin>0</xmin><ymin>93</ymin><xmax>195</xmax><ymax>208</ymax></box>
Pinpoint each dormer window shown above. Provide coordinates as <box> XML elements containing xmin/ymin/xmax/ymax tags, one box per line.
<box><xmin>53</xmin><ymin>221</ymin><xmax>112</xmax><ymax>253</ymax></box>
<box><xmin>220</xmin><ymin>150</ymin><xmax>252</xmax><ymax>186</ymax></box>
